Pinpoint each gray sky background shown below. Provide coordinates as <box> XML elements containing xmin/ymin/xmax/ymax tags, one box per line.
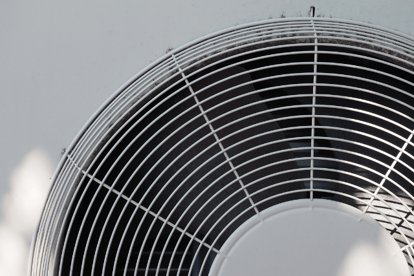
<box><xmin>1</xmin><ymin>0</ymin><xmax>413</xmax><ymax>275</ymax></box>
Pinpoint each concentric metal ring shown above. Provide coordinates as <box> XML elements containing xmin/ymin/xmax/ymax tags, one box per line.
<box><xmin>31</xmin><ymin>18</ymin><xmax>414</xmax><ymax>276</ymax></box>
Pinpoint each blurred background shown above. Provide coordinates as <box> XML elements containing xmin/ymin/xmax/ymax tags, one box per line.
<box><xmin>1</xmin><ymin>0</ymin><xmax>414</xmax><ymax>275</ymax></box>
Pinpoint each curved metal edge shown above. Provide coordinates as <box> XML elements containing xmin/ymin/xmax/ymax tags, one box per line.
<box><xmin>60</xmin><ymin>17</ymin><xmax>414</xmax><ymax>159</ymax></box>
<box><xmin>28</xmin><ymin>16</ymin><xmax>414</xmax><ymax>276</ymax></box>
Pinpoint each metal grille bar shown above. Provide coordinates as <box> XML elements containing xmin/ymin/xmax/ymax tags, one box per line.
<box><xmin>310</xmin><ymin>18</ymin><xmax>318</xmax><ymax>200</ymax></box>
<box><xmin>172</xmin><ymin>53</ymin><xmax>260</xmax><ymax>215</ymax></box>
<box><xmin>30</xmin><ymin>18</ymin><xmax>414</xmax><ymax>276</ymax></box>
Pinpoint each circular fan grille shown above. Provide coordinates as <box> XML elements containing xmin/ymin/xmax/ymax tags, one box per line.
<box><xmin>31</xmin><ymin>18</ymin><xmax>414</xmax><ymax>276</ymax></box>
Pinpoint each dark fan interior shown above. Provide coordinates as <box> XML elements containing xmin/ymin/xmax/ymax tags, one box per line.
<box><xmin>58</xmin><ymin>43</ymin><xmax>414</xmax><ymax>276</ymax></box>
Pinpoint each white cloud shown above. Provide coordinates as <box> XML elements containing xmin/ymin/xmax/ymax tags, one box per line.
<box><xmin>0</xmin><ymin>225</ymin><xmax>27</xmax><ymax>276</ymax></box>
<box><xmin>0</xmin><ymin>149</ymin><xmax>53</xmax><ymax>276</ymax></box>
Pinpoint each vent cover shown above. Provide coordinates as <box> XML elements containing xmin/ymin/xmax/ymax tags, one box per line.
<box><xmin>31</xmin><ymin>18</ymin><xmax>414</xmax><ymax>276</ymax></box>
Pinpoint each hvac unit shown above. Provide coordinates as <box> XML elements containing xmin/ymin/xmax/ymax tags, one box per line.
<box><xmin>30</xmin><ymin>17</ymin><xmax>414</xmax><ymax>276</ymax></box>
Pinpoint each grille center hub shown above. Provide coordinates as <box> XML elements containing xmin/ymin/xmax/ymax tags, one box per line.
<box><xmin>210</xmin><ymin>199</ymin><xmax>409</xmax><ymax>276</ymax></box>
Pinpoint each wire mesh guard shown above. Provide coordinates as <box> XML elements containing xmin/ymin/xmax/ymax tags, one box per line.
<box><xmin>31</xmin><ymin>18</ymin><xmax>414</xmax><ymax>276</ymax></box>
